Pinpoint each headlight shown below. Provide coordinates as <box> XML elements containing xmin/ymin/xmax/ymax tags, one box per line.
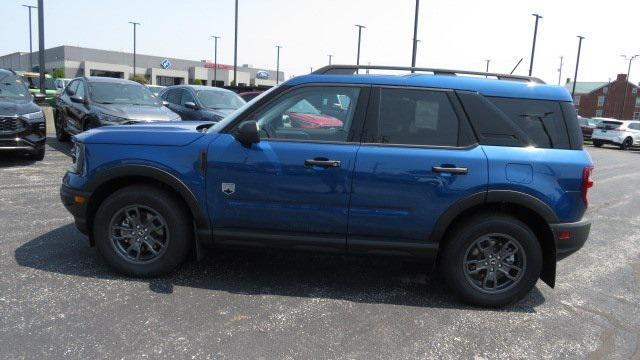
<box><xmin>98</xmin><ymin>113</ymin><xmax>128</xmax><ymax>124</ymax></box>
<box><xmin>69</xmin><ymin>141</ymin><xmax>85</xmax><ymax>174</ymax></box>
<box><xmin>20</xmin><ymin>111</ymin><xmax>45</xmax><ymax>123</ymax></box>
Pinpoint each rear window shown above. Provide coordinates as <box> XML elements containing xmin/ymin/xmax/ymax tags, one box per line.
<box><xmin>598</xmin><ymin>121</ymin><xmax>623</xmax><ymax>130</ymax></box>
<box><xmin>488</xmin><ymin>97</ymin><xmax>570</xmax><ymax>149</ymax></box>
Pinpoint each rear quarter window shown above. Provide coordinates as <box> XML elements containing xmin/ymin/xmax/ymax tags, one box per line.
<box><xmin>488</xmin><ymin>97</ymin><xmax>571</xmax><ymax>149</ymax></box>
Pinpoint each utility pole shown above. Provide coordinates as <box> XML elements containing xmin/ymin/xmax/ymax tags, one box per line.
<box><xmin>529</xmin><ymin>13</ymin><xmax>542</xmax><ymax>76</ymax></box>
<box><xmin>128</xmin><ymin>22</ymin><xmax>141</xmax><ymax>79</ymax></box>
<box><xmin>211</xmin><ymin>35</ymin><xmax>220</xmax><ymax>87</ymax></box>
<box><xmin>328</xmin><ymin>54</ymin><xmax>333</xmax><ymax>65</ymax></box>
<box><xmin>275</xmin><ymin>45</ymin><xmax>282</xmax><ymax>85</ymax></box>
<box><xmin>411</xmin><ymin>0</ymin><xmax>420</xmax><ymax>71</ymax></box>
<box><xmin>233</xmin><ymin>0</ymin><xmax>238</xmax><ymax>85</ymax></box>
<box><xmin>620</xmin><ymin>54</ymin><xmax>639</xmax><ymax>119</ymax></box>
<box><xmin>557</xmin><ymin>56</ymin><xmax>564</xmax><ymax>85</ymax></box>
<box><xmin>355</xmin><ymin>24</ymin><xmax>366</xmax><ymax>66</ymax></box>
<box><xmin>36</xmin><ymin>0</ymin><xmax>44</xmax><ymax>94</ymax></box>
<box><xmin>485</xmin><ymin>59</ymin><xmax>491</xmax><ymax>73</ymax></box>
<box><xmin>571</xmin><ymin>36</ymin><xmax>585</xmax><ymax>99</ymax></box>
<box><xmin>22</xmin><ymin>4</ymin><xmax>37</xmax><ymax>71</ymax></box>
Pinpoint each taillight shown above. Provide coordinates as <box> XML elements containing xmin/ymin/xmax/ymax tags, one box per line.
<box><xmin>581</xmin><ymin>166</ymin><xmax>594</xmax><ymax>206</ymax></box>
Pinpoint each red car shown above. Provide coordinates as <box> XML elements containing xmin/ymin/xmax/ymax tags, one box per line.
<box><xmin>285</xmin><ymin>99</ymin><xmax>343</xmax><ymax>129</ymax></box>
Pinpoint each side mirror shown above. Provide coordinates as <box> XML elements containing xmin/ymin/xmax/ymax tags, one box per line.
<box><xmin>184</xmin><ymin>101</ymin><xmax>199</xmax><ymax>110</ymax></box>
<box><xmin>162</xmin><ymin>100</ymin><xmax>169</xmax><ymax>106</ymax></box>
<box><xmin>70</xmin><ymin>95</ymin><xmax>85</xmax><ymax>104</ymax></box>
<box><xmin>234</xmin><ymin>121</ymin><xmax>260</xmax><ymax>147</ymax></box>
<box><xmin>33</xmin><ymin>93</ymin><xmax>46</xmax><ymax>105</ymax></box>
<box><xmin>66</xmin><ymin>88</ymin><xmax>75</xmax><ymax>96</ymax></box>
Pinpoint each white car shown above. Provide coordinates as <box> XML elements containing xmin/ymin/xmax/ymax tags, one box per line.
<box><xmin>591</xmin><ymin>119</ymin><xmax>640</xmax><ymax>150</ymax></box>
<box><xmin>54</xmin><ymin>78</ymin><xmax>72</xmax><ymax>93</ymax></box>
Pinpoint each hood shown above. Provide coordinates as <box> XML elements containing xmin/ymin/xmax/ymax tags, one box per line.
<box><xmin>0</xmin><ymin>99</ymin><xmax>40</xmax><ymax>116</ymax></box>
<box><xmin>288</xmin><ymin>112</ymin><xmax>344</xmax><ymax>128</ymax></box>
<box><xmin>75</xmin><ymin>121</ymin><xmax>214</xmax><ymax>146</ymax></box>
<box><xmin>93</xmin><ymin>103</ymin><xmax>178</xmax><ymax>122</ymax></box>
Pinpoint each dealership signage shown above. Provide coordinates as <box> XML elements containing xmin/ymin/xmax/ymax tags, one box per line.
<box><xmin>256</xmin><ymin>71</ymin><xmax>270</xmax><ymax>79</ymax></box>
<box><xmin>203</xmin><ymin>62</ymin><xmax>234</xmax><ymax>70</ymax></box>
<box><xmin>160</xmin><ymin>59</ymin><xmax>173</xmax><ymax>69</ymax></box>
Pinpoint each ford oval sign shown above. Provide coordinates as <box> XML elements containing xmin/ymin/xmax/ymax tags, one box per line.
<box><xmin>256</xmin><ymin>71</ymin><xmax>270</xmax><ymax>80</ymax></box>
<box><xmin>160</xmin><ymin>59</ymin><xmax>173</xmax><ymax>69</ymax></box>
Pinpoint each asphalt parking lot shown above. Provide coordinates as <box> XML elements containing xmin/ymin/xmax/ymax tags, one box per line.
<box><xmin>0</xmin><ymin>139</ymin><xmax>639</xmax><ymax>359</ymax></box>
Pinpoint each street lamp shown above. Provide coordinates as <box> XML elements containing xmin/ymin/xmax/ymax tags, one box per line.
<box><xmin>211</xmin><ymin>35</ymin><xmax>221</xmax><ymax>87</ymax></box>
<box><xmin>529</xmin><ymin>13</ymin><xmax>542</xmax><ymax>76</ymax></box>
<box><xmin>275</xmin><ymin>45</ymin><xmax>282</xmax><ymax>85</ymax></box>
<box><xmin>128</xmin><ymin>21</ymin><xmax>141</xmax><ymax>79</ymax></box>
<box><xmin>355</xmin><ymin>24</ymin><xmax>366</xmax><ymax>66</ymax></box>
<box><xmin>233</xmin><ymin>0</ymin><xmax>238</xmax><ymax>85</ymax></box>
<box><xmin>36</xmin><ymin>0</ymin><xmax>44</xmax><ymax>94</ymax></box>
<box><xmin>557</xmin><ymin>56</ymin><xmax>564</xmax><ymax>85</ymax></box>
<box><xmin>328</xmin><ymin>54</ymin><xmax>333</xmax><ymax>65</ymax></box>
<box><xmin>620</xmin><ymin>54</ymin><xmax>639</xmax><ymax>119</ymax></box>
<box><xmin>571</xmin><ymin>36</ymin><xmax>585</xmax><ymax>99</ymax></box>
<box><xmin>411</xmin><ymin>0</ymin><xmax>420</xmax><ymax>70</ymax></box>
<box><xmin>22</xmin><ymin>4</ymin><xmax>37</xmax><ymax>71</ymax></box>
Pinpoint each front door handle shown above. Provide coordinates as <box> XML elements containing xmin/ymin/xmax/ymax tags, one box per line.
<box><xmin>432</xmin><ymin>166</ymin><xmax>468</xmax><ymax>175</ymax></box>
<box><xmin>305</xmin><ymin>158</ymin><xmax>341</xmax><ymax>168</ymax></box>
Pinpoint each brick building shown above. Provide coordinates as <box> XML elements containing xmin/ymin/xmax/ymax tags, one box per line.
<box><xmin>565</xmin><ymin>73</ymin><xmax>640</xmax><ymax>120</ymax></box>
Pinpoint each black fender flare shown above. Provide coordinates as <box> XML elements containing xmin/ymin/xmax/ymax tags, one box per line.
<box><xmin>85</xmin><ymin>164</ymin><xmax>211</xmax><ymax>257</ymax></box>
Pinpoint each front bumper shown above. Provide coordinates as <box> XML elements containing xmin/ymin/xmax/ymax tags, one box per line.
<box><xmin>551</xmin><ymin>219</ymin><xmax>591</xmax><ymax>260</ymax></box>
<box><xmin>60</xmin><ymin>183</ymin><xmax>91</xmax><ymax>236</ymax></box>
<box><xmin>0</xmin><ymin>122</ymin><xmax>46</xmax><ymax>150</ymax></box>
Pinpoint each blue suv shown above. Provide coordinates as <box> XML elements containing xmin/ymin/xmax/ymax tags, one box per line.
<box><xmin>60</xmin><ymin>65</ymin><xmax>593</xmax><ymax>307</ymax></box>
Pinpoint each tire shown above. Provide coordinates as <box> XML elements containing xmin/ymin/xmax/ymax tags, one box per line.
<box><xmin>93</xmin><ymin>185</ymin><xmax>193</xmax><ymax>277</ymax></box>
<box><xmin>593</xmin><ymin>140</ymin><xmax>603</xmax><ymax>147</ymax></box>
<box><xmin>55</xmin><ymin>111</ymin><xmax>71</xmax><ymax>142</ymax></box>
<box><xmin>28</xmin><ymin>147</ymin><xmax>45</xmax><ymax>161</ymax></box>
<box><xmin>439</xmin><ymin>213</ymin><xmax>543</xmax><ymax>307</ymax></box>
<box><xmin>619</xmin><ymin>137</ymin><xmax>632</xmax><ymax>150</ymax></box>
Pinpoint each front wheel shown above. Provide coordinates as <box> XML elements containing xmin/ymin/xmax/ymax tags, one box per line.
<box><xmin>440</xmin><ymin>213</ymin><xmax>542</xmax><ymax>307</ymax></box>
<box><xmin>592</xmin><ymin>140</ymin><xmax>603</xmax><ymax>147</ymax></box>
<box><xmin>620</xmin><ymin>137</ymin><xmax>633</xmax><ymax>150</ymax></box>
<box><xmin>93</xmin><ymin>185</ymin><xmax>193</xmax><ymax>277</ymax></box>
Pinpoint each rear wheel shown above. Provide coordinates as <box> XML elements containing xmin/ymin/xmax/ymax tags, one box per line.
<box><xmin>93</xmin><ymin>185</ymin><xmax>193</xmax><ymax>277</ymax></box>
<box><xmin>620</xmin><ymin>137</ymin><xmax>633</xmax><ymax>150</ymax></box>
<box><xmin>440</xmin><ymin>213</ymin><xmax>542</xmax><ymax>307</ymax></box>
<box><xmin>592</xmin><ymin>140</ymin><xmax>603</xmax><ymax>147</ymax></box>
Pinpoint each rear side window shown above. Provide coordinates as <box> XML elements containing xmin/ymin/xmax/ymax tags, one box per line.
<box><xmin>488</xmin><ymin>97</ymin><xmax>570</xmax><ymax>149</ymax></box>
<box><xmin>371</xmin><ymin>88</ymin><xmax>459</xmax><ymax>146</ymax></box>
<box><xmin>598</xmin><ymin>121</ymin><xmax>624</xmax><ymax>130</ymax></box>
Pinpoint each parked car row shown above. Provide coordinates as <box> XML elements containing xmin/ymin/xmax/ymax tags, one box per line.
<box><xmin>578</xmin><ymin>115</ymin><xmax>640</xmax><ymax>150</ymax></box>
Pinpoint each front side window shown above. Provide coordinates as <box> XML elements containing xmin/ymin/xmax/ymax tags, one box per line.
<box><xmin>373</xmin><ymin>88</ymin><xmax>459</xmax><ymax>147</ymax></box>
<box><xmin>164</xmin><ymin>89</ymin><xmax>181</xmax><ymax>105</ymax></box>
<box><xmin>249</xmin><ymin>86</ymin><xmax>360</xmax><ymax>142</ymax></box>
<box><xmin>489</xmin><ymin>97</ymin><xmax>570</xmax><ymax>149</ymax></box>
<box><xmin>0</xmin><ymin>74</ymin><xmax>31</xmax><ymax>100</ymax></box>
<box><xmin>75</xmin><ymin>81</ymin><xmax>85</xmax><ymax>98</ymax></box>
<box><xmin>180</xmin><ymin>90</ymin><xmax>195</xmax><ymax>106</ymax></box>
<box><xmin>88</xmin><ymin>82</ymin><xmax>160</xmax><ymax>106</ymax></box>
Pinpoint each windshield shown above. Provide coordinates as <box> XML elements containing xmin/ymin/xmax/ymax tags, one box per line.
<box><xmin>89</xmin><ymin>82</ymin><xmax>160</xmax><ymax>106</ymax></box>
<box><xmin>0</xmin><ymin>74</ymin><xmax>31</xmax><ymax>100</ymax></box>
<box><xmin>196</xmin><ymin>90</ymin><xmax>245</xmax><ymax>110</ymax></box>
<box><xmin>208</xmin><ymin>85</ymin><xmax>280</xmax><ymax>133</ymax></box>
<box><xmin>598</xmin><ymin>121</ymin><xmax>623</xmax><ymax>129</ymax></box>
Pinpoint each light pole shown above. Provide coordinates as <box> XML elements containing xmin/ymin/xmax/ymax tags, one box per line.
<box><xmin>620</xmin><ymin>54</ymin><xmax>639</xmax><ymax>119</ymax></box>
<box><xmin>211</xmin><ymin>35</ymin><xmax>220</xmax><ymax>87</ymax></box>
<box><xmin>557</xmin><ymin>56</ymin><xmax>564</xmax><ymax>85</ymax></box>
<box><xmin>485</xmin><ymin>59</ymin><xmax>491</xmax><ymax>73</ymax></box>
<box><xmin>22</xmin><ymin>4</ymin><xmax>37</xmax><ymax>71</ymax></box>
<box><xmin>328</xmin><ymin>54</ymin><xmax>333</xmax><ymax>65</ymax></box>
<box><xmin>233</xmin><ymin>0</ymin><xmax>238</xmax><ymax>85</ymax></box>
<box><xmin>571</xmin><ymin>36</ymin><xmax>585</xmax><ymax>99</ymax></box>
<box><xmin>411</xmin><ymin>0</ymin><xmax>420</xmax><ymax>70</ymax></box>
<box><xmin>128</xmin><ymin>22</ymin><xmax>141</xmax><ymax>79</ymax></box>
<box><xmin>36</xmin><ymin>0</ymin><xmax>44</xmax><ymax>94</ymax></box>
<box><xmin>275</xmin><ymin>45</ymin><xmax>282</xmax><ymax>85</ymax></box>
<box><xmin>529</xmin><ymin>13</ymin><xmax>542</xmax><ymax>76</ymax></box>
<box><xmin>355</xmin><ymin>24</ymin><xmax>366</xmax><ymax>66</ymax></box>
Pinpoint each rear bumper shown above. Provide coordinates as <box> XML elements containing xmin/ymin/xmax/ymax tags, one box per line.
<box><xmin>60</xmin><ymin>184</ymin><xmax>91</xmax><ymax>236</ymax></box>
<box><xmin>551</xmin><ymin>219</ymin><xmax>591</xmax><ymax>260</ymax></box>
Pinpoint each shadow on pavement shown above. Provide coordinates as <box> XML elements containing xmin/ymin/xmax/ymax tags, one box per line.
<box><xmin>15</xmin><ymin>224</ymin><xmax>546</xmax><ymax>312</ymax></box>
<box><xmin>47</xmin><ymin>137</ymin><xmax>72</xmax><ymax>157</ymax></box>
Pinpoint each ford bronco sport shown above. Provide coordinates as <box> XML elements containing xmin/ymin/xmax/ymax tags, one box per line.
<box><xmin>61</xmin><ymin>65</ymin><xmax>593</xmax><ymax>307</ymax></box>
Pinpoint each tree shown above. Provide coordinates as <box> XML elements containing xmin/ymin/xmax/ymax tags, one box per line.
<box><xmin>51</xmin><ymin>68</ymin><xmax>65</xmax><ymax>79</ymax></box>
<box><xmin>193</xmin><ymin>79</ymin><xmax>204</xmax><ymax>85</ymax></box>
<box><xmin>129</xmin><ymin>74</ymin><xmax>148</xmax><ymax>85</ymax></box>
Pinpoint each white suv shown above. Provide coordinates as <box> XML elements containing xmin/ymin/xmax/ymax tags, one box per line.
<box><xmin>592</xmin><ymin>119</ymin><xmax>640</xmax><ymax>150</ymax></box>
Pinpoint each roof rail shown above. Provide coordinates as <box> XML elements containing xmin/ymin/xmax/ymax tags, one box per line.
<box><xmin>312</xmin><ymin>65</ymin><xmax>545</xmax><ymax>84</ymax></box>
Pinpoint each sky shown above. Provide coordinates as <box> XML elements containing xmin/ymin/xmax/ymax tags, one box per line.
<box><xmin>1</xmin><ymin>0</ymin><xmax>639</xmax><ymax>85</ymax></box>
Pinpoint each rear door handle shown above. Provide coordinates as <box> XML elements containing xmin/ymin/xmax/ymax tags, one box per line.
<box><xmin>432</xmin><ymin>166</ymin><xmax>468</xmax><ymax>175</ymax></box>
<box><xmin>305</xmin><ymin>158</ymin><xmax>341</xmax><ymax>168</ymax></box>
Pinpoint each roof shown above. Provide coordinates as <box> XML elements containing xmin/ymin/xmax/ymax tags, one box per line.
<box><xmin>84</xmin><ymin>76</ymin><xmax>140</xmax><ymax>85</ymax></box>
<box><xmin>564</xmin><ymin>82</ymin><xmax>607</xmax><ymax>95</ymax></box>
<box><xmin>286</xmin><ymin>73</ymin><xmax>573</xmax><ymax>102</ymax></box>
<box><xmin>169</xmin><ymin>85</ymin><xmax>236</xmax><ymax>93</ymax></box>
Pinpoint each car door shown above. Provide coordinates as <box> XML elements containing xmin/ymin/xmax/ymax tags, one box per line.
<box><xmin>179</xmin><ymin>89</ymin><xmax>200</xmax><ymax>120</ymax></box>
<box><xmin>68</xmin><ymin>80</ymin><xmax>88</xmax><ymax>132</ymax></box>
<box><xmin>162</xmin><ymin>89</ymin><xmax>184</xmax><ymax>118</ymax></box>
<box><xmin>60</xmin><ymin>80</ymin><xmax>80</xmax><ymax>133</ymax></box>
<box><xmin>630</xmin><ymin>123</ymin><xmax>640</xmax><ymax>144</ymax></box>
<box><xmin>206</xmin><ymin>84</ymin><xmax>369</xmax><ymax>250</ymax></box>
<box><xmin>347</xmin><ymin>86</ymin><xmax>488</xmax><ymax>258</ymax></box>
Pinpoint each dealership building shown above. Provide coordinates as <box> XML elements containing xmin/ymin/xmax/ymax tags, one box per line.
<box><xmin>0</xmin><ymin>45</ymin><xmax>283</xmax><ymax>88</ymax></box>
